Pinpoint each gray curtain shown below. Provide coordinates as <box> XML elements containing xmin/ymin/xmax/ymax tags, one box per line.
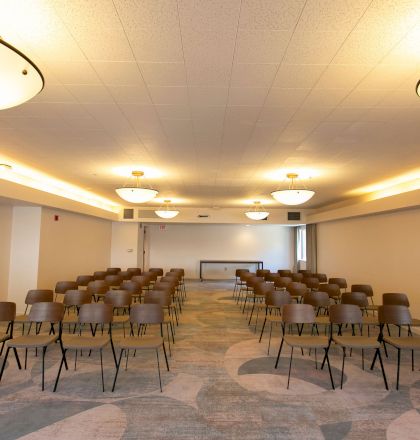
<box><xmin>292</xmin><ymin>226</ymin><xmax>298</xmax><ymax>272</ymax></box>
<box><xmin>306</xmin><ymin>223</ymin><xmax>317</xmax><ymax>273</ymax></box>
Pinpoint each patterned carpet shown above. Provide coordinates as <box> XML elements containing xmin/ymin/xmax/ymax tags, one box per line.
<box><xmin>0</xmin><ymin>281</ymin><xmax>419</xmax><ymax>439</ymax></box>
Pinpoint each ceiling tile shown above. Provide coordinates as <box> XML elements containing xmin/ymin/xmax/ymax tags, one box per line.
<box><xmin>265</xmin><ymin>88</ymin><xmax>310</xmax><ymax>107</ymax></box>
<box><xmin>140</xmin><ymin>63</ymin><xmax>187</xmax><ymax>87</ymax></box>
<box><xmin>228</xmin><ymin>88</ymin><xmax>268</xmax><ymax>106</ymax></box>
<box><xmin>273</xmin><ymin>64</ymin><xmax>327</xmax><ymax>88</ymax></box>
<box><xmin>230</xmin><ymin>63</ymin><xmax>278</xmax><ymax>87</ymax></box>
<box><xmin>92</xmin><ymin>61</ymin><xmax>144</xmax><ymax>85</ymax></box>
<box><xmin>148</xmin><ymin>87</ymin><xmax>189</xmax><ymax>105</ymax></box>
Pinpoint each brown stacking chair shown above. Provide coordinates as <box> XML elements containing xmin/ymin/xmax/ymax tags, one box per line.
<box><xmin>87</xmin><ymin>280</ymin><xmax>109</xmax><ymax>302</ymax></box>
<box><xmin>106</xmin><ymin>267</ymin><xmax>121</xmax><ymax>275</ymax></box>
<box><xmin>299</xmin><ymin>270</ymin><xmax>312</xmax><ymax>275</ymax></box>
<box><xmin>93</xmin><ymin>271</ymin><xmax>107</xmax><ymax>280</ymax></box>
<box><xmin>55</xmin><ymin>281</ymin><xmax>78</xmax><ymax>301</ymax></box>
<box><xmin>0</xmin><ymin>302</ymin><xmax>65</xmax><ymax>390</ymax></box>
<box><xmin>237</xmin><ymin>272</ymin><xmax>256</xmax><ymax>304</ymax></box>
<box><xmin>383</xmin><ymin>293</ymin><xmax>410</xmax><ymax>307</ymax></box>
<box><xmin>170</xmin><ymin>268</ymin><xmax>186</xmax><ymax>299</ymax></box>
<box><xmin>144</xmin><ymin>290</ymin><xmax>175</xmax><ymax>351</ymax></box>
<box><xmin>153</xmin><ymin>282</ymin><xmax>178</xmax><ymax>326</ymax></box>
<box><xmin>53</xmin><ymin>303</ymin><xmax>117</xmax><ymax>392</ymax></box>
<box><xmin>328</xmin><ymin>277</ymin><xmax>347</xmax><ymax>294</ymax></box>
<box><xmin>15</xmin><ymin>290</ymin><xmax>54</xmax><ymax>332</ymax></box>
<box><xmin>256</xmin><ymin>269</ymin><xmax>270</xmax><ymax>278</ymax></box>
<box><xmin>118</xmin><ymin>271</ymin><xmax>132</xmax><ymax>281</ymax></box>
<box><xmin>233</xmin><ymin>269</ymin><xmax>250</xmax><ymax>298</ymax></box>
<box><xmin>0</xmin><ymin>302</ymin><xmax>16</xmax><ymax>356</ymax></box>
<box><xmin>104</xmin><ymin>274</ymin><xmax>123</xmax><ymax>289</ymax></box>
<box><xmin>342</xmin><ymin>292</ymin><xmax>378</xmax><ymax>334</ymax></box>
<box><xmin>303</xmin><ymin>277</ymin><xmax>320</xmax><ymax>291</ymax></box>
<box><xmin>248</xmin><ymin>282</ymin><xmax>274</xmax><ymax>328</ymax></box>
<box><xmin>149</xmin><ymin>268</ymin><xmax>164</xmax><ymax>276</ymax></box>
<box><xmin>318</xmin><ymin>283</ymin><xmax>341</xmax><ymax>303</ymax></box>
<box><xmin>161</xmin><ymin>276</ymin><xmax>182</xmax><ymax>313</ymax></box>
<box><xmin>120</xmin><ymin>280</ymin><xmax>143</xmax><ymax>303</ymax></box>
<box><xmin>131</xmin><ymin>275</ymin><xmax>151</xmax><ymax>293</ymax></box>
<box><xmin>275</xmin><ymin>304</ymin><xmax>334</xmax><ymax>389</ymax></box>
<box><xmin>76</xmin><ymin>275</ymin><xmax>94</xmax><ymax>288</ymax></box>
<box><xmin>291</xmin><ymin>273</ymin><xmax>304</xmax><ymax>282</ymax></box>
<box><xmin>274</xmin><ymin>276</ymin><xmax>292</xmax><ymax>290</ymax></box>
<box><xmin>259</xmin><ymin>290</ymin><xmax>292</xmax><ymax>354</ymax></box>
<box><xmin>351</xmin><ymin>284</ymin><xmax>374</xmax><ymax>306</ymax></box>
<box><xmin>62</xmin><ymin>290</ymin><xmax>93</xmax><ymax>329</ymax></box>
<box><xmin>278</xmin><ymin>269</ymin><xmax>292</xmax><ymax>276</ymax></box>
<box><xmin>104</xmin><ymin>290</ymin><xmax>132</xmax><ymax>337</ymax></box>
<box><xmin>112</xmin><ymin>304</ymin><xmax>169</xmax><ymax>392</ymax></box>
<box><xmin>315</xmin><ymin>273</ymin><xmax>328</xmax><ymax>283</ymax></box>
<box><xmin>303</xmin><ymin>291</ymin><xmax>330</xmax><ymax>330</ymax></box>
<box><xmin>127</xmin><ymin>268</ymin><xmax>142</xmax><ymax>277</ymax></box>
<box><xmin>286</xmin><ymin>282</ymin><xmax>308</xmax><ymax>303</ymax></box>
<box><xmin>376</xmin><ymin>305</ymin><xmax>420</xmax><ymax>389</ymax></box>
<box><xmin>329</xmin><ymin>304</ymin><xmax>388</xmax><ymax>390</ymax></box>
<box><xmin>242</xmin><ymin>276</ymin><xmax>265</xmax><ymax>314</ymax></box>
<box><xmin>266</xmin><ymin>273</ymin><xmax>280</xmax><ymax>283</ymax></box>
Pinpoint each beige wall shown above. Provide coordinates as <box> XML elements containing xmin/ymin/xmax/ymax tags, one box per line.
<box><xmin>0</xmin><ymin>205</ymin><xmax>13</xmax><ymax>300</ymax></box>
<box><xmin>38</xmin><ymin>208</ymin><xmax>112</xmax><ymax>289</ymax></box>
<box><xmin>317</xmin><ymin>207</ymin><xmax>420</xmax><ymax>317</ymax></box>
<box><xmin>146</xmin><ymin>223</ymin><xmax>293</xmax><ymax>279</ymax></box>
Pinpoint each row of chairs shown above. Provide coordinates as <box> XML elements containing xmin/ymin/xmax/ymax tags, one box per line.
<box><xmin>0</xmin><ymin>302</ymin><xmax>170</xmax><ymax>392</ymax></box>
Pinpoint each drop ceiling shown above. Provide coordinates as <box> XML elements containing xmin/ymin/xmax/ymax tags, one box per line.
<box><xmin>0</xmin><ymin>0</ymin><xmax>419</xmax><ymax>209</ymax></box>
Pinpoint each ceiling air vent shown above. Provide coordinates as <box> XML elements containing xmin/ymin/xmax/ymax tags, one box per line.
<box><xmin>198</xmin><ymin>214</ymin><xmax>209</xmax><ymax>218</ymax></box>
<box><xmin>123</xmin><ymin>208</ymin><xmax>134</xmax><ymax>219</ymax></box>
<box><xmin>287</xmin><ymin>212</ymin><xmax>301</xmax><ymax>221</ymax></box>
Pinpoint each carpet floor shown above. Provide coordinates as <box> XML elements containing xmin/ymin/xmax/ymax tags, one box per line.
<box><xmin>0</xmin><ymin>281</ymin><xmax>419</xmax><ymax>439</ymax></box>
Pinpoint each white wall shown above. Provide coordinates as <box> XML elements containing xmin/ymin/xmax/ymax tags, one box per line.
<box><xmin>38</xmin><ymin>208</ymin><xmax>112</xmax><ymax>289</ymax></box>
<box><xmin>146</xmin><ymin>224</ymin><xmax>293</xmax><ymax>279</ymax></box>
<box><xmin>0</xmin><ymin>205</ymin><xmax>13</xmax><ymax>300</ymax></box>
<box><xmin>317</xmin><ymin>207</ymin><xmax>420</xmax><ymax>317</ymax></box>
<box><xmin>8</xmin><ymin>207</ymin><xmax>42</xmax><ymax>311</ymax></box>
<box><xmin>110</xmin><ymin>222</ymin><xmax>140</xmax><ymax>269</ymax></box>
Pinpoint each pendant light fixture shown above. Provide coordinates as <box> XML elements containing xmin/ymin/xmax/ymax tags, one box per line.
<box><xmin>155</xmin><ymin>199</ymin><xmax>179</xmax><ymax>219</ymax></box>
<box><xmin>245</xmin><ymin>201</ymin><xmax>269</xmax><ymax>220</ymax></box>
<box><xmin>0</xmin><ymin>38</ymin><xmax>44</xmax><ymax>110</ymax></box>
<box><xmin>271</xmin><ymin>173</ymin><xmax>315</xmax><ymax>205</ymax></box>
<box><xmin>115</xmin><ymin>170</ymin><xmax>158</xmax><ymax>203</ymax></box>
<box><xmin>416</xmin><ymin>80</ymin><xmax>420</xmax><ymax>97</ymax></box>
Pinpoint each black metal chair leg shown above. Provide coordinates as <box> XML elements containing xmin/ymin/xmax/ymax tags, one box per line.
<box><xmin>259</xmin><ymin>317</ymin><xmax>267</xmax><ymax>343</ymax></box>
<box><xmin>12</xmin><ymin>347</ymin><xmax>21</xmax><ymax>369</ymax></box>
<box><xmin>324</xmin><ymin>349</ymin><xmax>335</xmax><ymax>390</ymax></box>
<box><xmin>376</xmin><ymin>349</ymin><xmax>388</xmax><ymax>390</ymax></box>
<box><xmin>396</xmin><ymin>348</ymin><xmax>401</xmax><ymax>390</ymax></box>
<box><xmin>0</xmin><ymin>347</ymin><xmax>10</xmax><ymax>381</ymax></box>
<box><xmin>41</xmin><ymin>346</ymin><xmax>47</xmax><ymax>391</ymax></box>
<box><xmin>53</xmin><ymin>349</ymin><xmax>67</xmax><ymax>392</ymax></box>
<box><xmin>275</xmin><ymin>338</ymin><xmax>284</xmax><ymax>369</ymax></box>
<box><xmin>162</xmin><ymin>342</ymin><xmax>170</xmax><ymax>371</ymax></box>
<box><xmin>100</xmin><ymin>349</ymin><xmax>105</xmax><ymax>392</ymax></box>
<box><xmin>287</xmin><ymin>346</ymin><xmax>294</xmax><ymax>389</ymax></box>
<box><xmin>340</xmin><ymin>347</ymin><xmax>346</xmax><ymax>389</ymax></box>
<box><xmin>156</xmin><ymin>349</ymin><xmax>162</xmax><ymax>392</ymax></box>
<box><xmin>112</xmin><ymin>349</ymin><xmax>124</xmax><ymax>392</ymax></box>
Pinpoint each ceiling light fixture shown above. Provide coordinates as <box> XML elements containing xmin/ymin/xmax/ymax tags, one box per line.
<box><xmin>0</xmin><ymin>38</ymin><xmax>44</xmax><ymax>110</ymax></box>
<box><xmin>115</xmin><ymin>170</ymin><xmax>158</xmax><ymax>203</ymax></box>
<box><xmin>271</xmin><ymin>173</ymin><xmax>315</xmax><ymax>205</ymax></box>
<box><xmin>245</xmin><ymin>201</ymin><xmax>269</xmax><ymax>220</ymax></box>
<box><xmin>416</xmin><ymin>80</ymin><xmax>420</xmax><ymax>97</ymax></box>
<box><xmin>155</xmin><ymin>199</ymin><xmax>179</xmax><ymax>219</ymax></box>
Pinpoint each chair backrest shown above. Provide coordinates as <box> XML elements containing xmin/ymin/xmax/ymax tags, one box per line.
<box><xmin>254</xmin><ymin>282</ymin><xmax>274</xmax><ymax>296</ymax></box>
<box><xmin>341</xmin><ymin>292</ymin><xmax>368</xmax><ymax>308</ymax></box>
<box><xmin>118</xmin><ymin>271</ymin><xmax>132</xmax><ymax>281</ymax></box>
<box><xmin>106</xmin><ymin>267</ymin><xmax>121</xmax><ymax>275</ymax></box>
<box><xmin>318</xmin><ymin>283</ymin><xmax>341</xmax><ymax>298</ymax></box>
<box><xmin>382</xmin><ymin>293</ymin><xmax>410</xmax><ymax>307</ymax></box>
<box><xmin>266</xmin><ymin>273</ymin><xmax>280</xmax><ymax>282</ymax></box>
<box><xmin>55</xmin><ymin>281</ymin><xmax>78</xmax><ymax>294</ymax></box>
<box><xmin>266</xmin><ymin>290</ymin><xmax>292</xmax><ymax>307</ymax></box>
<box><xmin>246</xmin><ymin>276</ymin><xmax>265</xmax><ymax>288</ymax></box>
<box><xmin>127</xmin><ymin>268</ymin><xmax>142</xmax><ymax>276</ymax></box>
<box><xmin>291</xmin><ymin>273</ymin><xmax>304</xmax><ymax>282</ymax></box>
<box><xmin>160</xmin><ymin>276</ymin><xmax>178</xmax><ymax>286</ymax></box>
<box><xmin>299</xmin><ymin>270</ymin><xmax>312</xmax><ymax>275</ymax></box>
<box><xmin>131</xmin><ymin>275</ymin><xmax>149</xmax><ymax>287</ymax></box>
<box><xmin>274</xmin><ymin>276</ymin><xmax>292</xmax><ymax>289</ymax></box>
<box><xmin>144</xmin><ymin>290</ymin><xmax>171</xmax><ymax>307</ymax></box>
<box><xmin>286</xmin><ymin>282</ymin><xmax>308</xmax><ymax>297</ymax></box>
<box><xmin>120</xmin><ymin>280</ymin><xmax>142</xmax><ymax>294</ymax></box>
<box><xmin>235</xmin><ymin>268</ymin><xmax>249</xmax><ymax>277</ymax></box>
<box><xmin>328</xmin><ymin>278</ymin><xmax>347</xmax><ymax>289</ymax></box>
<box><xmin>278</xmin><ymin>269</ymin><xmax>292</xmax><ymax>276</ymax></box>
<box><xmin>240</xmin><ymin>272</ymin><xmax>255</xmax><ymax>282</ymax></box>
<box><xmin>28</xmin><ymin>302</ymin><xmax>64</xmax><ymax>323</ymax></box>
<box><xmin>256</xmin><ymin>269</ymin><xmax>270</xmax><ymax>277</ymax></box>
<box><xmin>165</xmin><ymin>272</ymin><xmax>181</xmax><ymax>280</ymax></box>
<box><xmin>351</xmin><ymin>284</ymin><xmax>373</xmax><ymax>297</ymax></box>
<box><xmin>142</xmin><ymin>271</ymin><xmax>158</xmax><ymax>281</ymax></box>
<box><xmin>329</xmin><ymin>304</ymin><xmax>362</xmax><ymax>325</ymax></box>
<box><xmin>104</xmin><ymin>274</ymin><xmax>123</xmax><ymax>287</ymax></box>
<box><xmin>303</xmin><ymin>291</ymin><xmax>330</xmax><ymax>308</ymax></box>
<box><xmin>87</xmin><ymin>280</ymin><xmax>109</xmax><ymax>290</ymax></box>
<box><xmin>104</xmin><ymin>290</ymin><xmax>132</xmax><ymax>308</ymax></box>
<box><xmin>282</xmin><ymin>304</ymin><xmax>315</xmax><ymax>324</ymax></box>
<box><xmin>378</xmin><ymin>305</ymin><xmax>411</xmax><ymax>325</ymax></box>
<box><xmin>0</xmin><ymin>302</ymin><xmax>16</xmax><ymax>322</ymax></box>
<box><xmin>303</xmin><ymin>277</ymin><xmax>320</xmax><ymax>289</ymax></box>
<box><xmin>314</xmin><ymin>273</ymin><xmax>327</xmax><ymax>282</ymax></box>
<box><xmin>63</xmin><ymin>290</ymin><xmax>92</xmax><ymax>307</ymax></box>
<box><xmin>93</xmin><ymin>271</ymin><xmax>107</xmax><ymax>280</ymax></box>
<box><xmin>170</xmin><ymin>268</ymin><xmax>185</xmax><ymax>276</ymax></box>
<box><xmin>76</xmin><ymin>275</ymin><xmax>94</xmax><ymax>286</ymax></box>
<box><xmin>130</xmin><ymin>303</ymin><xmax>164</xmax><ymax>325</ymax></box>
<box><xmin>149</xmin><ymin>268</ymin><xmax>164</xmax><ymax>276</ymax></box>
<box><xmin>153</xmin><ymin>281</ymin><xmax>175</xmax><ymax>293</ymax></box>
<box><xmin>78</xmin><ymin>303</ymin><xmax>114</xmax><ymax>324</ymax></box>
<box><xmin>25</xmin><ymin>289</ymin><xmax>54</xmax><ymax>305</ymax></box>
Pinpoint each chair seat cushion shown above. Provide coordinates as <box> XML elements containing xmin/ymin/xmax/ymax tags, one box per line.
<box><xmin>117</xmin><ymin>335</ymin><xmax>163</xmax><ymax>350</ymax></box>
<box><xmin>62</xmin><ymin>334</ymin><xmax>110</xmax><ymax>350</ymax></box>
<box><xmin>6</xmin><ymin>334</ymin><xmax>58</xmax><ymax>348</ymax></box>
<box><xmin>283</xmin><ymin>335</ymin><xmax>329</xmax><ymax>349</ymax></box>
<box><xmin>384</xmin><ymin>336</ymin><xmax>420</xmax><ymax>350</ymax></box>
<box><xmin>333</xmin><ymin>335</ymin><xmax>380</xmax><ymax>349</ymax></box>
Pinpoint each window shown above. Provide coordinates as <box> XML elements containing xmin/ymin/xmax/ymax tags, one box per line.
<box><xmin>297</xmin><ymin>225</ymin><xmax>306</xmax><ymax>261</ymax></box>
